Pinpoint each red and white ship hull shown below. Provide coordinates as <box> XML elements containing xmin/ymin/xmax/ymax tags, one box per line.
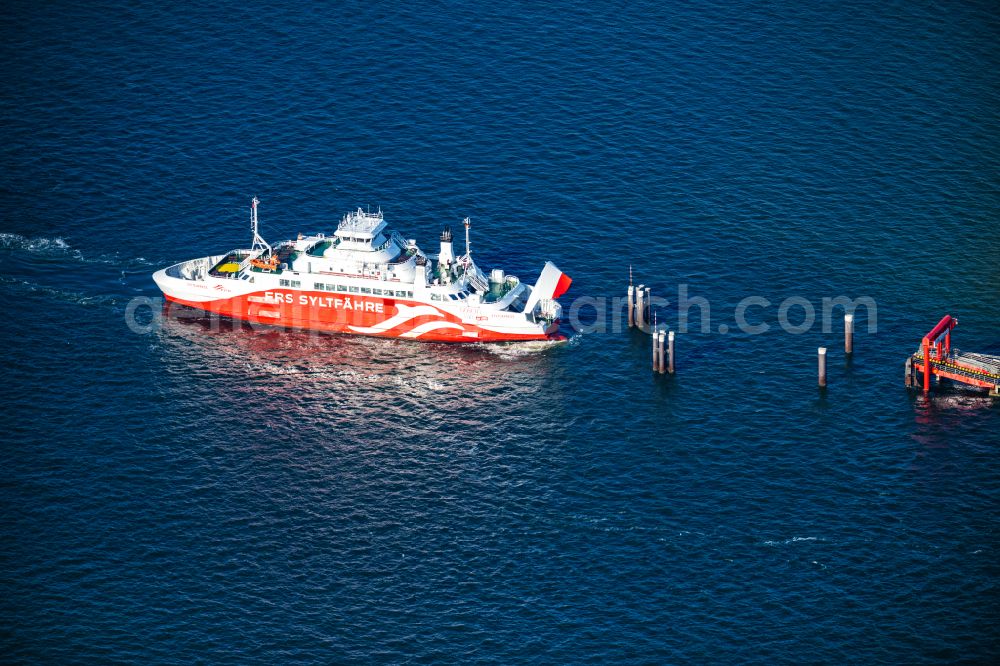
<box><xmin>157</xmin><ymin>282</ymin><xmax>560</xmax><ymax>342</ymax></box>
<box><xmin>153</xmin><ymin>203</ymin><xmax>570</xmax><ymax>343</ymax></box>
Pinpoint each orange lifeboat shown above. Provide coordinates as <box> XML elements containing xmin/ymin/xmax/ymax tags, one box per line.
<box><xmin>251</xmin><ymin>255</ymin><xmax>279</xmax><ymax>271</ymax></box>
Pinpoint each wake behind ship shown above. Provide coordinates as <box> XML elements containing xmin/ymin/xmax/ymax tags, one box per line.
<box><xmin>153</xmin><ymin>199</ymin><xmax>571</xmax><ymax>342</ymax></box>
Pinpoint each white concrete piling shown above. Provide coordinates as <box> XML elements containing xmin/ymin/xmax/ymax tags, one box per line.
<box><xmin>643</xmin><ymin>287</ymin><xmax>651</xmax><ymax>330</ymax></box>
<box><xmin>818</xmin><ymin>347</ymin><xmax>827</xmax><ymax>387</ymax></box>
<box><xmin>658</xmin><ymin>330</ymin><xmax>667</xmax><ymax>374</ymax></box>
<box><xmin>627</xmin><ymin>285</ymin><xmax>635</xmax><ymax>328</ymax></box>
<box><xmin>635</xmin><ymin>284</ymin><xmax>645</xmax><ymax>331</ymax></box>
<box><xmin>652</xmin><ymin>326</ymin><xmax>660</xmax><ymax>371</ymax></box>
<box><xmin>668</xmin><ymin>331</ymin><xmax>675</xmax><ymax>374</ymax></box>
<box><xmin>845</xmin><ymin>314</ymin><xmax>854</xmax><ymax>355</ymax></box>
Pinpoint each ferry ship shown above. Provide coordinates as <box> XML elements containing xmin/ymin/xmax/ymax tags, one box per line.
<box><xmin>153</xmin><ymin>199</ymin><xmax>571</xmax><ymax>342</ymax></box>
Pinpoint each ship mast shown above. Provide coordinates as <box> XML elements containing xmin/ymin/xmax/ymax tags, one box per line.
<box><xmin>462</xmin><ymin>217</ymin><xmax>472</xmax><ymax>266</ymax></box>
<box><xmin>250</xmin><ymin>197</ymin><xmax>272</xmax><ymax>255</ymax></box>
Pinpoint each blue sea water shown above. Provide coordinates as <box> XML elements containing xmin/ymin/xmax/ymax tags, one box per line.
<box><xmin>2</xmin><ymin>0</ymin><xmax>1000</xmax><ymax>662</ymax></box>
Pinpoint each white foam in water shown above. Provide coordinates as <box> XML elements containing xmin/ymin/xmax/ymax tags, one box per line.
<box><xmin>0</xmin><ymin>232</ymin><xmax>73</xmax><ymax>253</ymax></box>
<box><xmin>476</xmin><ymin>335</ymin><xmax>571</xmax><ymax>358</ymax></box>
<box><xmin>763</xmin><ymin>536</ymin><xmax>822</xmax><ymax>546</ymax></box>
<box><xmin>0</xmin><ymin>232</ymin><xmax>156</xmax><ymax>267</ymax></box>
<box><xmin>0</xmin><ymin>275</ymin><xmax>120</xmax><ymax>308</ymax></box>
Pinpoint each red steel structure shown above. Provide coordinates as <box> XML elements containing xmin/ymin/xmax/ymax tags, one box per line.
<box><xmin>908</xmin><ymin>315</ymin><xmax>1000</xmax><ymax>395</ymax></box>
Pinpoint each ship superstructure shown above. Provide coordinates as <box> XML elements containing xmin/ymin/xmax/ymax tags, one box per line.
<box><xmin>153</xmin><ymin>199</ymin><xmax>571</xmax><ymax>341</ymax></box>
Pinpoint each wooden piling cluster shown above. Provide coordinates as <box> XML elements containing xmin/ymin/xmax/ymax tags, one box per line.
<box><xmin>630</xmin><ymin>269</ymin><xmax>675</xmax><ymax>376</ymax></box>
<box><xmin>627</xmin><ymin>271</ymin><xmax>652</xmax><ymax>332</ymax></box>
<box><xmin>651</xmin><ymin>329</ymin><xmax>675</xmax><ymax>374</ymax></box>
<box><xmin>634</xmin><ymin>284</ymin><xmax>647</xmax><ymax>330</ymax></box>
<box><xmin>651</xmin><ymin>327</ymin><xmax>672</xmax><ymax>374</ymax></box>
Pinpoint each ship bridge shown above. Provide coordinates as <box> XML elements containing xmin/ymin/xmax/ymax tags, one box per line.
<box><xmin>334</xmin><ymin>208</ymin><xmax>388</xmax><ymax>245</ymax></box>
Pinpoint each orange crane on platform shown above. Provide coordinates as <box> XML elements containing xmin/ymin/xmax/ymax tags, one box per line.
<box><xmin>906</xmin><ymin>315</ymin><xmax>1000</xmax><ymax>396</ymax></box>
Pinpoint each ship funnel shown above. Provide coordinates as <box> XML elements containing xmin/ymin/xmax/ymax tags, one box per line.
<box><xmin>414</xmin><ymin>255</ymin><xmax>429</xmax><ymax>286</ymax></box>
<box><xmin>439</xmin><ymin>225</ymin><xmax>455</xmax><ymax>265</ymax></box>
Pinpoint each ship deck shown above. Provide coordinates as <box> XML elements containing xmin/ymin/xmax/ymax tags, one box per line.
<box><xmin>208</xmin><ymin>252</ymin><xmax>249</xmax><ymax>277</ymax></box>
<box><xmin>247</xmin><ymin>246</ymin><xmax>300</xmax><ymax>274</ymax></box>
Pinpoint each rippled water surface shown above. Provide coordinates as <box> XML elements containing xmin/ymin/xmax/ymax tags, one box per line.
<box><xmin>2</xmin><ymin>1</ymin><xmax>999</xmax><ymax>662</ymax></box>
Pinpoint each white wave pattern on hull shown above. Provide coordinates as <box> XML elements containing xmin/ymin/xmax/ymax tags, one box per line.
<box><xmin>399</xmin><ymin>321</ymin><xmax>466</xmax><ymax>338</ymax></box>
<box><xmin>347</xmin><ymin>304</ymin><xmax>446</xmax><ymax>335</ymax></box>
